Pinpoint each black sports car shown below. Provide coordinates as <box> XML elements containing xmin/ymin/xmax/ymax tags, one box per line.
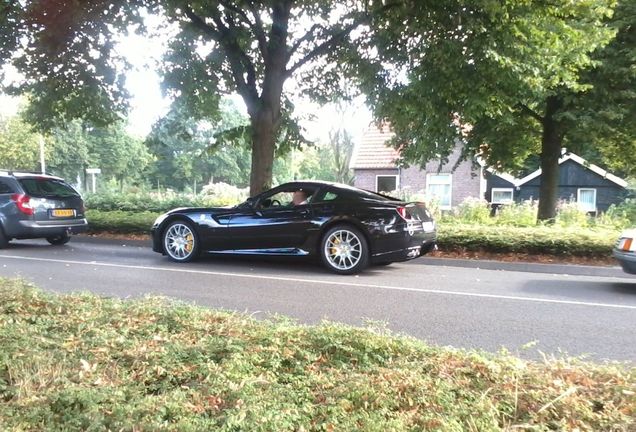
<box><xmin>151</xmin><ymin>181</ymin><xmax>437</xmax><ymax>274</ymax></box>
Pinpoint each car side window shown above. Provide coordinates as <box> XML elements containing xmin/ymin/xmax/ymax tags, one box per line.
<box><xmin>0</xmin><ymin>180</ymin><xmax>13</xmax><ymax>194</ymax></box>
<box><xmin>258</xmin><ymin>188</ymin><xmax>316</xmax><ymax>209</ymax></box>
<box><xmin>323</xmin><ymin>192</ymin><xmax>338</xmax><ymax>201</ymax></box>
<box><xmin>313</xmin><ymin>190</ymin><xmax>340</xmax><ymax>203</ymax></box>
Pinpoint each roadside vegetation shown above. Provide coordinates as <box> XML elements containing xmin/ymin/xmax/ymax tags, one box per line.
<box><xmin>84</xmin><ymin>190</ymin><xmax>636</xmax><ymax>258</ymax></box>
<box><xmin>1</xmin><ymin>278</ymin><xmax>634</xmax><ymax>431</ymax></box>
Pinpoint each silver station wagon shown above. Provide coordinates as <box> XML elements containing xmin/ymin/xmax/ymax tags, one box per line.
<box><xmin>0</xmin><ymin>171</ymin><xmax>88</xmax><ymax>248</ymax></box>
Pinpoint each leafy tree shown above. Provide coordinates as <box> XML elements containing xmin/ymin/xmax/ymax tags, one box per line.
<box><xmin>358</xmin><ymin>0</ymin><xmax>622</xmax><ymax>221</ymax></box>
<box><xmin>572</xmin><ymin>0</ymin><xmax>636</xmax><ymax>179</ymax></box>
<box><xmin>46</xmin><ymin>120</ymin><xmax>91</xmax><ymax>182</ymax></box>
<box><xmin>0</xmin><ymin>114</ymin><xmax>40</xmax><ymax>171</ymax></box>
<box><xmin>146</xmin><ymin>99</ymin><xmax>252</xmax><ymax>190</ymax></box>
<box><xmin>46</xmin><ymin>119</ymin><xmax>150</xmax><ymax>189</ymax></box>
<box><xmin>88</xmin><ymin>122</ymin><xmax>151</xmax><ymax>189</ymax></box>
<box><xmin>2</xmin><ymin>0</ymin><xmax>397</xmax><ymax>196</ymax></box>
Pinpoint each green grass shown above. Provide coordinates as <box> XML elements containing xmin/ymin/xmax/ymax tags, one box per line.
<box><xmin>1</xmin><ymin>278</ymin><xmax>634</xmax><ymax>431</ymax></box>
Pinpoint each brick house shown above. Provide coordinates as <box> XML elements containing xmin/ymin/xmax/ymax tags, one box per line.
<box><xmin>349</xmin><ymin>124</ymin><xmax>484</xmax><ymax>209</ymax></box>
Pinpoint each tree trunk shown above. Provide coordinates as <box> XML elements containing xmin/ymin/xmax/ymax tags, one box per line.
<box><xmin>249</xmin><ymin>108</ymin><xmax>278</xmax><ymax>196</ymax></box>
<box><xmin>537</xmin><ymin>96</ymin><xmax>564</xmax><ymax>222</ymax></box>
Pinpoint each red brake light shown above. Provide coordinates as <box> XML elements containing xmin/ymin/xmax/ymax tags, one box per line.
<box><xmin>11</xmin><ymin>194</ymin><xmax>34</xmax><ymax>216</ymax></box>
<box><xmin>396</xmin><ymin>207</ymin><xmax>410</xmax><ymax>220</ymax></box>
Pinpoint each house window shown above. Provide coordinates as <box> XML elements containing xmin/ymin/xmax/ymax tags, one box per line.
<box><xmin>577</xmin><ymin>188</ymin><xmax>597</xmax><ymax>212</ymax></box>
<box><xmin>376</xmin><ymin>175</ymin><xmax>398</xmax><ymax>193</ymax></box>
<box><xmin>427</xmin><ymin>174</ymin><xmax>452</xmax><ymax>209</ymax></box>
<box><xmin>491</xmin><ymin>188</ymin><xmax>514</xmax><ymax>204</ymax></box>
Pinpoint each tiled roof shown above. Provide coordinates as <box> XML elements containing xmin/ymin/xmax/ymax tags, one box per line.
<box><xmin>350</xmin><ymin>124</ymin><xmax>399</xmax><ymax>169</ymax></box>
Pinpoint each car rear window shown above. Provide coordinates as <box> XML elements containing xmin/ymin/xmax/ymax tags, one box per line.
<box><xmin>18</xmin><ymin>178</ymin><xmax>79</xmax><ymax>198</ymax></box>
<box><xmin>0</xmin><ymin>180</ymin><xmax>14</xmax><ymax>194</ymax></box>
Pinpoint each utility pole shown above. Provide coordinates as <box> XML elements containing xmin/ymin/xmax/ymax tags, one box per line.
<box><xmin>39</xmin><ymin>136</ymin><xmax>45</xmax><ymax>174</ymax></box>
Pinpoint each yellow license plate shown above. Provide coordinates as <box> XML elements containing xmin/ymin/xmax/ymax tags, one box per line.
<box><xmin>52</xmin><ymin>209</ymin><xmax>75</xmax><ymax>217</ymax></box>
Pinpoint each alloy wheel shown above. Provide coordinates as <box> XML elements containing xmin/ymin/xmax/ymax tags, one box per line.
<box><xmin>324</xmin><ymin>229</ymin><xmax>363</xmax><ymax>271</ymax></box>
<box><xmin>164</xmin><ymin>222</ymin><xmax>196</xmax><ymax>261</ymax></box>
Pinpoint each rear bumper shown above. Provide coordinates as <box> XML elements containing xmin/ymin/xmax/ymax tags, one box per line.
<box><xmin>613</xmin><ymin>249</ymin><xmax>636</xmax><ymax>274</ymax></box>
<box><xmin>11</xmin><ymin>219</ymin><xmax>88</xmax><ymax>239</ymax></box>
<box><xmin>370</xmin><ymin>226</ymin><xmax>437</xmax><ymax>264</ymax></box>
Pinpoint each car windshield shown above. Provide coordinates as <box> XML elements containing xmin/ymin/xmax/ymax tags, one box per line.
<box><xmin>18</xmin><ymin>178</ymin><xmax>79</xmax><ymax>198</ymax></box>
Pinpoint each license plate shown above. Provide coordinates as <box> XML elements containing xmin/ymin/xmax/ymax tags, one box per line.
<box><xmin>422</xmin><ymin>221</ymin><xmax>435</xmax><ymax>232</ymax></box>
<box><xmin>51</xmin><ymin>209</ymin><xmax>75</xmax><ymax>218</ymax></box>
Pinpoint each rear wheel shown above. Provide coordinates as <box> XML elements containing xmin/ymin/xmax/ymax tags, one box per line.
<box><xmin>320</xmin><ymin>225</ymin><xmax>369</xmax><ymax>275</ymax></box>
<box><xmin>0</xmin><ymin>227</ymin><xmax>8</xmax><ymax>249</ymax></box>
<box><xmin>46</xmin><ymin>233</ymin><xmax>70</xmax><ymax>245</ymax></box>
<box><xmin>163</xmin><ymin>221</ymin><xmax>199</xmax><ymax>262</ymax></box>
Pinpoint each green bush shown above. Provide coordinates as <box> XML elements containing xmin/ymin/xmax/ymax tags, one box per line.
<box><xmin>495</xmin><ymin>200</ymin><xmax>538</xmax><ymax>227</ymax></box>
<box><xmin>86</xmin><ymin>210</ymin><xmax>159</xmax><ymax>234</ymax></box>
<box><xmin>452</xmin><ymin>197</ymin><xmax>492</xmax><ymax>224</ymax></box>
<box><xmin>597</xmin><ymin>198</ymin><xmax>636</xmax><ymax>229</ymax></box>
<box><xmin>84</xmin><ymin>185</ymin><xmax>248</xmax><ymax>213</ymax></box>
<box><xmin>1</xmin><ymin>279</ymin><xmax>633</xmax><ymax>431</ymax></box>
<box><xmin>437</xmin><ymin>224</ymin><xmax>618</xmax><ymax>257</ymax></box>
<box><xmin>555</xmin><ymin>201</ymin><xmax>591</xmax><ymax>227</ymax></box>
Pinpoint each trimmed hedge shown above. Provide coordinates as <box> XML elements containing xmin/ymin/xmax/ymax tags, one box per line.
<box><xmin>85</xmin><ymin>210</ymin><xmax>620</xmax><ymax>257</ymax></box>
<box><xmin>86</xmin><ymin>210</ymin><xmax>159</xmax><ymax>234</ymax></box>
<box><xmin>437</xmin><ymin>224</ymin><xmax>619</xmax><ymax>257</ymax></box>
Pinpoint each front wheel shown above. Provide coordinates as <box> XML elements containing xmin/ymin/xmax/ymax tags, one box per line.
<box><xmin>320</xmin><ymin>225</ymin><xmax>369</xmax><ymax>275</ymax></box>
<box><xmin>163</xmin><ymin>221</ymin><xmax>199</xmax><ymax>262</ymax></box>
<box><xmin>47</xmin><ymin>233</ymin><xmax>70</xmax><ymax>245</ymax></box>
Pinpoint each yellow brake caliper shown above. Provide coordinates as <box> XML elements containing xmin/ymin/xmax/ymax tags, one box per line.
<box><xmin>185</xmin><ymin>234</ymin><xmax>193</xmax><ymax>252</ymax></box>
<box><xmin>330</xmin><ymin>237</ymin><xmax>340</xmax><ymax>255</ymax></box>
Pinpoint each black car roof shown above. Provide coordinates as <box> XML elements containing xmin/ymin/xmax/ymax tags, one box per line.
<box><xmin>278</xmin><ymin>180</ymin><xmax>401</xmax><ymax>202</ymax></box>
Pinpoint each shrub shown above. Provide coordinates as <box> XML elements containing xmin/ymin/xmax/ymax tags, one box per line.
<box><xmin>495</xmin><ymin>200</ymin><xmax>538</xmax><ymax>227</ymax></box>
<box><xmin>555</xmin><ymin>200</ymin><xmax>590</xmax><ymax>227</ymax></box>
<box><xmin>201</xmin><ymin>181</ymin><xmax>249</xmax><ymax>206</ymax></box>
<box><xmin>86</xmin><ymin>210</ymin><xmax>159</xmax><ymax>234</ymax></box>
<box><xmin>452</xmin><ymin>197</ymin><xmax>492</xmax><ymax>225</ymax></box>
<box><xmin>598</xmin><ymin>198</ymin><xmax>636</xmax><ymax>229</ymax></box>
<box><xmin>84</xmin><ymin>190</ymin><xmax>240</xmax><ymax>213</ymax></box>
<box><xmin>437</xmin><ymin>224</ymin><xmax>617</xmax><ymax>256</ymax></box>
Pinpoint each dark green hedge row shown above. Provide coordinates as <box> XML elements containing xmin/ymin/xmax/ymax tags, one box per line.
<box><xmin>86</xmin><ymin>210</ymin><xmax>159</xmax><ymax>234</ymax></box>
<box><xmin>86</xmin><ymin>211</ymin><xmax>619</xmax><ymax>256</ymax></box>
<box><xmin>437</xmin><ymin>224</ymin><xmax>617</xmax><ymax>257</ymax></box>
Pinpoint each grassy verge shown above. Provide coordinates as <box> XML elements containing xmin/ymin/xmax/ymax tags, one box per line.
<box><xmin>86</xmin><ymin>210</ymin><xmax>620</xmax><ymax>257</ymax></box>
<box><xmin>1</xmin><ymin>278</ymin><xmax>634</xmax><ymax>431</ymax></box>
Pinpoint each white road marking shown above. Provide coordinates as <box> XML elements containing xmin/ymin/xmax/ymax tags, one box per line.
<box><xmin>1</xmin><ymin>254</ymin><xmax>635</xmax><ymax>310</ymax></box>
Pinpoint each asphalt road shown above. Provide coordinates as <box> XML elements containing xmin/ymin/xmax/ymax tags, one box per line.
<box><xmin>1</xmin><ymin>236</ymin><xmax>635</xmax><ymax>362</ymax></box>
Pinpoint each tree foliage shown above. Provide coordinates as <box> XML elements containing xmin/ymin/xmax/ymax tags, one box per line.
<box><xmin>357</xmin><ymin>0</ymin><xmax>624</xmax><ymax>220</ymax></box>
<box><xmin>146</xmin><ymin>98</ymin><xmax>252</xmax><ymax>190</ymax></box>
<box><xmin>1</xmin><ymin>0</ymin><xmax>395</xmax><ymax>196</ymax></box>
<box><xmin>0</xmin><ymin>114</ymin><xmax>40</xmax><ymax>170</ymax></box>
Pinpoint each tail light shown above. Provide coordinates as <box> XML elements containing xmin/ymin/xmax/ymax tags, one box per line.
<box><xmin>396</xmin><ymin>207</ymin><xmax>411</xmax><ymax>220</ymax></box>
<box><xmin>11</xmin><ymin>194</ymin><xmax>34</xmax><ymax>216</ymax></box>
